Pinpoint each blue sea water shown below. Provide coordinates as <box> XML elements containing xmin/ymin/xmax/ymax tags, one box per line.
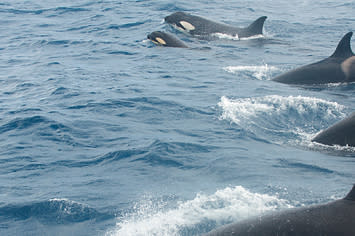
<box><xmin>0</xmin><ymin>0</ymin><xmax>354</xmax><ymax>235</ymax></box>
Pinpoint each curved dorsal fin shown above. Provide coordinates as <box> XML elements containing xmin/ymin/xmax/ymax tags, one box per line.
<box><xmin>345</xmin><ymin>185</ymin><xmax>355</xmax><ymax>201</ymax></box>
<box><xmin>330</xmin><ymin>32</ymin><xmax>354</xmax><ymax>58</ymax></box>
<box><xmin>246</xmin><ymin>16</ymin><xmax>267</xmax><ymax>35</ymax></box>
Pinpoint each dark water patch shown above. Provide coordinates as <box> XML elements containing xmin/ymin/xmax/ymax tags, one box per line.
<box><xmin>47</xmin><ymin>40</ymin><xmax>71</xmax><ymax>46</ymax></box>
<box><xmin>7</xmin><ymin>108</ymin><xmax>42</xmax><ymax>115</ymax></box>
<box><xmin>67</xmin><ymin>25</ymin><xmax>89</xmax><ymax>32</ymax></box>
<box><xmin>0</xmin><ymin>115</ymin><xmax>90</xmax><ymax>147</ymax></box>
<box><xmin>132</xmin><ymin>140</ymin><xmax>213</xmax><ymax>169</ymax></box>
<box><xmin>134</xmin><ymin>152</ymin><xmax>185</xmax><ymax>168</ymax></box>
<box><xmin>51</xmin><ymin>87</ymin><xmax>68</xmax><ymax>95</ymax></box>
<box><xmin>52</xmin><ymin>140</ymin><xmax>214</xmax><ymax>169</ymax></box>
<box><xmin>148</xmin><ymin>140</ymin><xmax>212</xmax><ymax>154</ymax></box>
<box><xmin>0</xmin><ymin>8</ymin><xmax>45</xmax><ymax>15</ymax></box>
<box><xmin>47</xmin><ymin>61</ymin><xmax>61</xmax><ymax>66</ymax></box>
<box><xmin>53</xmin><ymin>149</ymin><xmax>148</xmax><ymax>168</ymax></box>
<box><xmin>50</xmin><ymin>88</ymin><xmax>81</xmax><ymax>99</ymax></box>
<box><xmin>0</xmin><ymin>155</ymin><xmax>33</xmax><ymax>164</ymax></box>
<box><xmin>13</xmin><ymin>163</ymin><xmax>47</xmax><ymax>172</ymax></box>
<box><xmin>46</xmin><ymin>7</ymin><xmax>91</xmax><ymax>17</ymax></box>
<box><xmin>107</xmin><ymin>50</ymin><xmax>137</xmax><ymax>56</ymax></box>
<box><xmin>275</xmin><ymin>159</ymin><xmax>335</xmax><ymax>174</ymax></box>
<box><xmin>16</xmin><ymin>82</ymin><xmax>37</xmax><ymax>89</ymax></box>
<box><xmin>37</xmin><ymin>39</ymin><xmax>89</xmax><ymax>48</ymax></box>
<box><xmin>0</xmin><ymin>199</ymin><xmax>113</xmax><ymax>224</ymax></box>
<box><xmin>67</xmin><ymin>99</ymin><xmax>136</xmax><ymax>111</ymax></box>
<box><xmin>155</xmin><ymin>3</ymin><xmax>187</xmax><ymax>11</ymax></box>
<box><xmin>107</xmin><ymin>20</ymin><xmax>148</xmax><ymax>30</ymax></box>
<box><xmin>0</xmin><ymin>116</ymin><xmax>47</xmax><ymax>134</ymax></box>
<box><xmin>37</xmin><ymin>23</ymin><xmax>55</xmax><ymax>28</ymax></box>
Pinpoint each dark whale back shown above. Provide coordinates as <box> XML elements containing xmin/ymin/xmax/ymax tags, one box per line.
<box><xmin>272</xmin><ymin>32</ymin><xmax>355</xmax><ymax>84</ymax></box>
<box><xmin>312</xmin><ymin>112</ymin><xmax>355</xmax><ymax>147</ymax></box>
<box><xmin>164</xmin><ymin>12</ymin><xmax>267</xmax><ymax>38</ymax></box>
<box><xmin>205</xmin><ymin>186</ymin><xmax>355</xmax><ymax>236</ymax></box>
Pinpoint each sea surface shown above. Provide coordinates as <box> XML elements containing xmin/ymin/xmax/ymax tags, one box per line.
<box><xmin>0</xmin><ymin>1</ymin><xmax>354</xmax><ymax>235</ymax></box>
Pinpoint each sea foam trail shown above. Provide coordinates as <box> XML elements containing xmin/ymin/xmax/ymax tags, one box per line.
<box><xmin>218</xmin><ymin>95</ymin><xmax>346</xmax><ymax>145</ymax></box>
<box><xmin>106</xmin><ymin>186</ymin><xmax>291</xmax><ymax>236</ymax></box>
<box><xmin>212</xmin><ymin>33</ymin><xmax>265</xmax><ymax>41</ymax></box>
<box><xmin>223</xmin><ymin>64</ymin><xmax>279</xmax><ymax>80</ymax></box>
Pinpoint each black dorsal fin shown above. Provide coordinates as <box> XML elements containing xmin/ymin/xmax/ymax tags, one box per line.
<box><xmin>345</xmin><ymin>185</ymin><xmax>355</xmax><ymax>201</ymax></box>
<box><xmin>246</xmin><ymin>16</ymin><xmax>267</xmax><ymax>35</ymax></box>
<box><xmin>330</xmin><ymin>32</ymin><xmax>354</xmax><ymax>58</ymax></box>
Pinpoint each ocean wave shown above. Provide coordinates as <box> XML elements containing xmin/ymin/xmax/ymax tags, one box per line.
<box><xmin>106</xmin><ymin>185</ymin><xmax>292</xmax><ymax>236</ymax></box>
<box><xmin>53</xmin><ymin>148</ymin><xmax>148</xmax><ymax>168</ymax></box>
<box><xmin>0</xmin><ymin>5</ymin><xmax>90</xmax><ymax>16</ymax></box>
<box><xmin>0</xmin><ymin>198</ymin><xmax>112</xmax><ymax>224</ymax></box>
<box><xmin>0</xmin><ymin>116</ymin><xmax>47</xmax><ymax>134</ymax></box>
<box><xmin>218</xmin><ymin>95</ymin><xmax>346</xmax><ymax>144</ymax></box>
<box><xmin>0</xmin><ymin>115</ymin><xmax>92</xmax><ymax>149</ymax></box>
<box><xmin>132</xmin><ymin>140</ymin><xmax>213</xmax><ymax>169</ymax></box>
<box><xmin>42</xmin><ymin>140</ymin><xmax>213</xmax><ymax>169</ymax></box>
<box><xmin>274</xmin><ymin>159</ymin><xmax>335</xmax><ymax>174</ymax></box>
<box><xmin>66</xmin><ymin>97</ymin><xmax>212</xmax><ymax>121</ymax></box>
<box><xmin>107</xmin><ymin>20</ymin><xmax>149</xmax><ymax>30</ymax></box>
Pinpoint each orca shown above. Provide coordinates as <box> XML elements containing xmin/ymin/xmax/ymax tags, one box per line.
<box><xmin>312</xmin><ymin>112</ymin><xmax>355</xmax><ymax>147</ymax></box>
<box><xmin>205</xmin><ymin>185</ymin><xmax>355</xmax><ymax>236</ymax></box>
<box><xmin>147</xmin><ymin>31</ymin><xmax>188</xmax><ymax>48</ymax></box>
<box><xmin>272</xmin><ymin>32</ymin><xmax>355</xmax><ymax>85</ymax></box>
<box><xmin>164</xmin><ymin>12</ymin><xmax>267</xmax><ymax>39</ymax></box>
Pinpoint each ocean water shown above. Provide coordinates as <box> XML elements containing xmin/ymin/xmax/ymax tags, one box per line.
<box><xmin>0</xmin><ymin>0</ymin><xmax>354</xmax><ymax>235</ymax></box>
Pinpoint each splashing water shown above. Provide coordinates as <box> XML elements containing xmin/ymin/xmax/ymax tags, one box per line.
<box><xmin>218</xmin><ymin>95</ymin><xmax>346</xmax><ymax>145</ymax></box>
<box><xmin>106</xmin><ymin>186</ymin><xmax>292</xmax><ymax>236</ymax></box>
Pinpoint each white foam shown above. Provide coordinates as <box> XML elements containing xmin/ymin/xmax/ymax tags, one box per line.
<box><xmin>106</xmin><ymin>186</ymin><xmax>292</xmax><ymax>236</ymax></box>
<box><xmin>218</xmin><ymin>95</ymin><xmax>347</xmax><ymax>145</ymax></box>
<box><xmin>240</xmin><ymin>34</ymin><xmax>265</xmax><ymax>40</ymax></box>
<box><xmin>223</xmin><ymin>64</ymin><xmax>279</xmax><ymax>80</ymax></box>
<box><xmin>303</xmin><ymin>134</ymin><xmax>355</xmax><ymax>152</ymax></box>
<box><xmin>212</xmin><ymin>33</ymin><xmax>265</xmax><ymax>41</ymax></box>
<box><xmin>218</xmin><ymin>95</ymin><xmax>346</xmax><ymax>124</ymax></box>
<box><xmin>212</xmin><ymin>32</ymin><xmax>240</xmax><ymax>40</ymax></box>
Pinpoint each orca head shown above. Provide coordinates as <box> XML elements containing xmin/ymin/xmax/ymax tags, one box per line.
<box><xmin>165</xmin><ymin>12</ymin><xmax>196</xmax><ymax>32</ymax></box>
<box><xmin>164</xmin><ymin>12</ymin><xmax>186</xmax><ymax>25</ymax></box>
<box><xmin>147</xmin><ymin>31</ymin><xmax>188</xmax><ymax>48</ymax></box>
<box><xmin>147</xmin><ymin>31</ymin><xmax>168</xmax><ymax>46</ymax></box>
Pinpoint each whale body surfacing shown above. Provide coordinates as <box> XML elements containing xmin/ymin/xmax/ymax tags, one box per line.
<box><xmin>164</xmin><ymin>12</ymin><xmax>267</xmax><ymax>39</ymax></box>
<box><xmin>272</xmin><ymin>32</ymin><xmax>355</xmax><ymax>85</ymax></box>
<box><xmin>205</xmin><ymin>185</ymin><xmax>355</xmax><ymax>236</ymax></box>
<box><xmin>312</xmin><ymin>112</ymin><xmax>355</xmax><ymax>147</ymax></box>
<box><xmin>147</xmin><ymin>31</ymin><xmax>188</xmax><ymax>48</ymax></box>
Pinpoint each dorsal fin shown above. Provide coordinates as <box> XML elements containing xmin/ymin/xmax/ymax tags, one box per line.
<box><xmin>245</xmin><ymin>16</ymin><xmax>267</xmax><ymax>35</ymax></box>
<box><xmin>330</xmin><ymin>32</ymin><xmax>354</xmax><ymax>58</ymax></box>
<box><xmin>345</xmin><ymin>185</ymin><xmax>355</xmax><ymax>201</ymax></box>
